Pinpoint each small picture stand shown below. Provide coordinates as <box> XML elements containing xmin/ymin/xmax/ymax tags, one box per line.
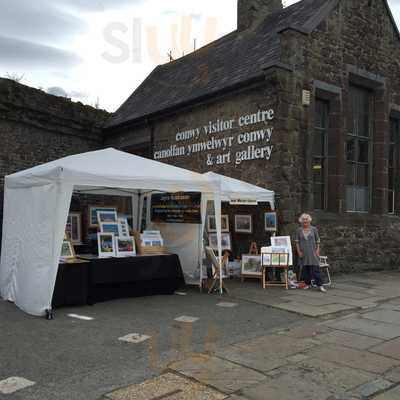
<box><xmin>262</xmin><ymin>252</ymin><xmax>289</xmax><ymax>290</ymax></box>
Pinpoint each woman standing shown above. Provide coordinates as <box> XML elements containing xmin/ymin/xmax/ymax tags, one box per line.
<box><xmin>295</xmin><ymin>214</ymin><xmax>326</xmax><ymax>292</ymax></box>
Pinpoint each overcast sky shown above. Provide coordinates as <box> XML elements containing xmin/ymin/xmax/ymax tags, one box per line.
<box><xmin>1</xmin><ymin>0</ymin><xmax>400</xmax><ymax>112</ymax></box>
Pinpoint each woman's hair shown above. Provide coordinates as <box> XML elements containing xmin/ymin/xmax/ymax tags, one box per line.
<box><xmin>299</xmin><ymin>213</ymin><xmax>312</xmax><ymax>223</ymax></box>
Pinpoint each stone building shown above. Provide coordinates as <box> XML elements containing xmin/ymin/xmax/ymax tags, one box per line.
<box><xmin>104</xmin><ymin>0</ymin><xmax>400</xmax><ymax>272</ymax></box>
<box><xmin>0</xmin><ymin>78</ymin><xmax>110</xmax><ymax>242</ymax></box>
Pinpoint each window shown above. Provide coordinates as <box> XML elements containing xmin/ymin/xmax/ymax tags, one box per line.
<box><xmin>346</xmin><ymin>86</ymin><xmax>373</xmax><ymax>212</ymax></box>
<box><xmin>313</xmin><ymin>99</ymin><xmax>329</xmax><ymax>210</ymax></box>
<box><xmin>389</xmin><ymin>118</ymin><xmax>399</xmax><ymax>214</ymax></box>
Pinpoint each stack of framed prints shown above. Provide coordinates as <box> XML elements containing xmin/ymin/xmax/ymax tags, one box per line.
<box><xmin>139</xmin><ymin>230</ymin><xmax>166</xmax><ymax>255</ymax></box>
<box><xmin>140</xmin><ymin>230</ymin><xmax>164</xmax><ymax>247</ymax></box>
<box><xmin>271</xmin><ymin>236</ymin><xmax>292</xmax><ymax>266</ymax></box>
<box><xmin>97</xmin><ymin>232</ymin><xmax>136</xmax><ymax>258</ymax></box>
<box><xmin>91</xmin><ymin>207</ymin><xmax>136</xmax><ymax>258</ymax></box>
<box><xmin>97</xmin><ymin>209</ymin><xmax>119</xmax><ymax>235</ymax></box>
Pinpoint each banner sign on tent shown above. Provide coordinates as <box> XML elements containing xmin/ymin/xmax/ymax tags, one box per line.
<box><xmin>151</xmin><ymin>192</ymin><xmax>201</xmax><ymax>224</ymax></box>
<box><xmin>229</xmin><ymin>199</ymin><xmax>258</xmax><ymax>206</ymax></box>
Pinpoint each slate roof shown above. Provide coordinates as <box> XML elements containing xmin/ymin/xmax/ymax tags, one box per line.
<box><xmin>105</xmin><ymin>0</ymin><xmax>338</xmax><ymax>129</ymax></box>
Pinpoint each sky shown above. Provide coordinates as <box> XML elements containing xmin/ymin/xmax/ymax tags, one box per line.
<box><xmin>1</xmin><ymin>0</ymin><xmax>400</xmax><ymax>112</ymax></box>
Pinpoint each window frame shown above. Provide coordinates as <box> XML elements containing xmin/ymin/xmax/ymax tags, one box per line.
<box><xmin>388</xmin><ymin>117</ymin><xmax>400</xmax><ymax>214</ymax></box>
<box><xmin>345</xmin><ymin>85</ymin><xmax>374</xmax><ymax>213</ymax></box>
<box><xmin>313</xmin><ymin>99</ymin><xmax>329</xmax><ymax>210</ymax></box>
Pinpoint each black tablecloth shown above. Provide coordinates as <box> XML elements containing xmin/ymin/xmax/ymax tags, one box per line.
<box><xmin>52</xmin><ymin>254</ymin><xmax>184</xmax><ymax>308</ymax></box>
<box><xmin>88</xmin><ymin>254</ymin><xmax>184</xmax><ymax>303</ymax></box>
<box><xmin>52</xmin><ymin>260</ymin><xmax>90</xmax><ymax>308</ymax></box>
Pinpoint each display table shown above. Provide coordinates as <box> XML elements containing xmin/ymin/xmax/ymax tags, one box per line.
<box><xmin>52</xmin><ymin>254</ymin><xmax>184</xmax><ymax>308</ymax></box>
<box><xmin>52</xmin><ymin>259</ymin><xmax>90</xmax><ymax>307</ymax></box>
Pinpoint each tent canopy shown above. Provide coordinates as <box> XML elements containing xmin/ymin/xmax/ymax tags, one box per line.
<box><xmin>6</xmin><ymin>148</ymin><xmax>219</xmax><ymax>193</ymax></box>
<box><xmin>203</xmin><ymin>172</ymin><xmax>274</xmax><ymax>206</ymax></box>
<box><xmin>0</xmin><ymin>148</ymin><xmax>275</xmax><ymax>317</ymax></box>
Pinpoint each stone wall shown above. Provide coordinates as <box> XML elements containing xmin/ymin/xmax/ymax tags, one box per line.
<box><xmin>288</xmin><ymin>0</ymin><xmax>400</xmax><ymax>272</ymax></box>
<box><xmin>0</xmin><ymin>78</ymin><xmax>110</xmax><ymax>242</ymax></box>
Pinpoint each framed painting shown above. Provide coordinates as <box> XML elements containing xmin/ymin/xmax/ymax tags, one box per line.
<box><xmin>89</xmin><ymin>206</ymin><xmax>117</xmax><ymax>227</ymax></box>
<box><xmin>208</xmin><ymin>233</ymin><xmax>231</xmax><ymax>251</ymax></box>
<box><xmin>60</xmin><ymin>240</ymin><xmax>75</xmax><ymax>261</ymax></box>
<box><xmin>115</xmin><ymin>236</ymin><xmax>136</xmax><ymax>257</ymax></box>
<box><xmin>271</xmin><ymin>236</ymin><xmax>291</xmax><ymax>249</ymax></box>
<box><xmin>97</xmin><ymin>210</ymin><xmax>118</xmax><ymax>225</ymax></box>
<box><xmin>66</xmin><ymin>212</ymin><xmax>82</xmax><ymax>245</ymax></box>
<box><xmin>265</xmin><ymin>212</ymin><xmax>277</xmax><ymax>232</ymax></box>
<box><xmin>207</xmin><ymin>215</ymin><xmax>229</xmax><ymax>233</ymax></box>
<box><xmin>118</xmin><ymin>217</ymin><xmax>130</xmax><ymax>238</ymax></box>
<box><xmin>97</xmin><ymin>232</ymin><xmax>116</xmax><ymax>258</ymax></box>
<box><xmin>100</xmin><ymin>223</ymin><xmax>119</xmax><ymax>235</ymax></box>
<box><xmin>241</xmin><ymin>255</ymin><xmax>262</xmax><ymax>277</ymax></box>
<box><xmin>234</xmin><ymin>214</ymin><xmax>252</xmax><ymax>233</ymax></box>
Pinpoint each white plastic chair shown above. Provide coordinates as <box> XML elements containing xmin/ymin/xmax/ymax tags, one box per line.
<box><xmin>319</xmin><ymin>256</ymin><xmax>332</xmax><ymax>287</ymax></box>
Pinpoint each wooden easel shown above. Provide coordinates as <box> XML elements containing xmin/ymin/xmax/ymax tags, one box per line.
<box><xmin>249</xmin><ymin>242</ymin><xmax>258</xmax><ymax>255</ymax></box>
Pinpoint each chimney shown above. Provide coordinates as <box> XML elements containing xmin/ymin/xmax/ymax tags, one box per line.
<box><xmin>237</xmin><ymin>0</ymin><xmax>283</xmax><ymax>31</ymax></box>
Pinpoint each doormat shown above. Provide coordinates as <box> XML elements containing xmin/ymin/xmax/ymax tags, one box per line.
<box><xmin>104</xmin><ymin>372</ymin><xmax>227</xmax><ymax>400</ymax></box>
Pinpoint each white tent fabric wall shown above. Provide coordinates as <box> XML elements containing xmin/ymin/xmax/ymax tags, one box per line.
<box><xmin>0</xmin><ymin>182</ymin><xmax>73</xmax><ymax>316</ymax></box>
<box><xmin>151</xmin><ymin>223</ymin><xmax>202</xmax><ymax>284</ymax></box>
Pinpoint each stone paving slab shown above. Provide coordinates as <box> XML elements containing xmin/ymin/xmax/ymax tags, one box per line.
<box><xmin>324</xmin><ymin>317</ymin><xmax>400</xmax><ymax>340</ymax></box>
<box><xmin>361</xmin><ymin>310</ymin><xmax>400</xmax><ymax>325</ymax></box>
<box><xmin>370</xmin><ymin>338</ymin><xmax>400</xmax><ymax>360</ymax></box>
<box><xmin>241</xmin><ymin>358</ymin><xmax>375</xmax><ymax>400</ymax></box>
<box><xmin>279</xmin><ymin>293</ymin><xmax>337</xmax><ymax>306</ymax></box>
<box><xmin>225</xmin><ymin>272</ymin><xmax>400</xmax><ymax>318</ymax></box>
<box><xmin>379</xmin><ymin>304</ymin><xmax>400</xmax><ymax>311</ymax></box>
<box><xmin>272</xmin><ymin>301</ymin><xmax>355</xmax><ymax>317</ymax></box>
<box><xmin>350</xmin><ymin>378</ymin><xmax>394</xmax><ymax>399</ymax></box>
<box><xmin>308</xmin><ymin>345</ymin><xmax>400</xmax><ymax>374</ymax></box>
<box><xmin>104</xmin><ymin>372</ymin><xmax>227</xmax><ymax>400</ymax></box>
<box><xmin>276</xmin><ymin>323</ymin><xmax>332</xmax><ymax>339</ymax></box>
<box><xmin>215</xmin><ymin>345</ymin><xmax>287</xmax><ymax>373</ymax></box>
<box><xmin>169</xmin><ymin>354</ymin><xmax>267</xmax><ymax>394</ymax></box>
<box><xmin>384</xmin><ymin>366</ymin><xmax>400</xmax><ymax>383</ymax></box>
<box><xmin>215</xmin><ymin>333</ymin><xmax>316</xmax><ymax>373</ymax></box>
<box><xmin>315</xmin><ymin>330</ymin><xmax>383</xmax><ymax>350</ymax></box>
<box><xmin>371</xmin><ymin>384</ymin><xmax>400</xmax><ymax>399</ymax></box>
<box><xmin>322</xmin><ymin>288</ymin><xmax>374</xmax><ymax>300</ymax></box>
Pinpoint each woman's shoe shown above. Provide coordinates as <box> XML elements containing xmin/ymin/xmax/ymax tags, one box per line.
<box><xmin>319</xmin><ymin>286</ymin><xmax>327</xmax><ymax>293</ymax></box>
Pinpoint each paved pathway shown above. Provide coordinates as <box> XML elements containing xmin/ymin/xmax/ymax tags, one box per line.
<box><xmin>226</xmin><ymin>271</ymin><xmax>400</xmax><ymax>317</ymax></box>
<box><xmin>105</xmin><ymin>272</ymin><xmax>400</xmax><ymax>400</ymax></box>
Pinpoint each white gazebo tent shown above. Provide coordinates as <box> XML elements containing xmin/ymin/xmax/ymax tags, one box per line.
<box><xmin>200</xmin><ymin>172</ymin><xmax>275</xmax><ymax>288</ymax></box>
<box><xmin>0</xmin><ymin>148</ymin><xmax>226</xmax><ymax>316</ymax></box>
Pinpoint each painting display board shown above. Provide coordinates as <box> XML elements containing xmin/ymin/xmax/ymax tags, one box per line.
<box><xmin>151</xmin><ymin>192</ymin><xmax>202</xmax><ymax>224</ymax></box>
